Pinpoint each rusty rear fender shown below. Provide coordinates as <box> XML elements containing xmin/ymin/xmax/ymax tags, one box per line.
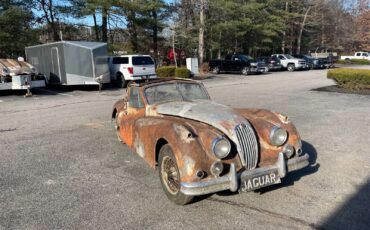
<box><xmin>112</xmin><ymin>99</ymin><xmax>126</xmax><ymax>120</ymax></box>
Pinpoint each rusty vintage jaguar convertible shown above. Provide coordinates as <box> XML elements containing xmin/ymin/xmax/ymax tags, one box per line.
<box><xmin>112</xmin><ymin>78</ymin><xmax>309</xmax><ymax>205</ymax></box>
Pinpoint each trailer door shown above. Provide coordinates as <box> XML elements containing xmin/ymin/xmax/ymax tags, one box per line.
<box><xmin>51</xmin><ymin>47</ymin><xmax>63</xmax><ymax>83</ymax></box>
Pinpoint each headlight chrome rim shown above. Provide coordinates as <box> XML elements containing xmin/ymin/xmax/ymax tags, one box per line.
<box><xmin>212</xmin><ymin>136</ymin><xmax>231</xmax><ymax>159</ymax></box>
<box><xmin>269</xmin><ymin>126</ymin><xmax>288</xmax><ymax>146</ymax></box>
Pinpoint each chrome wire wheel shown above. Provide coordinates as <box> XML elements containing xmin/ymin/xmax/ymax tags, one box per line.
<box><xmin>158</xmin><ymin>144</ymin><xmax>193</xmax><ymax>205</ymax></box>
<box><xmin>161</xmin><ymin>155</ymin><xmax>180</xmax><ymax>195</ymax></box>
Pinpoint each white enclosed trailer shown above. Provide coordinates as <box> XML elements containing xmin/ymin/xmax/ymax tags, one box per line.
<box><xmin>25</xmin><ymin>41</ymin><xmax>110</xmax><ymax>85</ymax></box>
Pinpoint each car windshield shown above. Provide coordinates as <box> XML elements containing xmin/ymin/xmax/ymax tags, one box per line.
<box><xmin>144</xmin><ymin>82</ymin><xmax>210</xmax><ymax>105</ymax></box>
<box><xmin>285</xmin><ymin>54</ymin><xmax>294</xmax><ymax>59</ymax></box>
<box><xmin>240</xmin><ymin>55</ymin><xmax>253</xmax><ymax>61</ymax></box>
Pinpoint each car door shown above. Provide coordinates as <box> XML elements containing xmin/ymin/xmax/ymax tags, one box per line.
<box><xmin>232</xmin><ymin>55</ymin><xmax>244</xmax><ymax>72</ymax></box>
<box><xmin>120</xmin><ymin>86</ymin><xmax>146</xmax><ymax>147</ymax></box>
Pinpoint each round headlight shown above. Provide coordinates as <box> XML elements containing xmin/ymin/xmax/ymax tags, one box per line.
<box><xmin>212</xmin><ymin>137</ymin><xmax>231</xmax><ymax>159</ymax></box>
<box><xmin>269</xmin><ymin>126</ymin><xmax>288</xmax><ymax>146</ymax></box>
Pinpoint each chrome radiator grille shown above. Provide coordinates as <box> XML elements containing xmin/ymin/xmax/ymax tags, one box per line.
<box><xmin>235</xmin><ymin>124</ymin><xmax>259</xmax><ymax>170</ymax></box>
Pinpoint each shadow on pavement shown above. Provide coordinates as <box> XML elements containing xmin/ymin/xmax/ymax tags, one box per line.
<box><xmin>258</xmin><ymin>140</ymin><xmax>319</xmax><ymax>193</ymax></box>
<box><xmin>32</xmin><ymin>83</ymin><xmax>124</xmax><ymax>96</ymax></box>
<box><xmin>0</xmin><ymin>83</ymin><xmax>124</xmax><ymax>97</ymax></box>
<box><xmin>319</xmin><ymin>178</ymin><xmax>370</xmax><ymax>230</ymax></box>
<box><xmin>0</xmin><ymin>90</ymin><xmax>28</xmax><ymax>97</ymax></box>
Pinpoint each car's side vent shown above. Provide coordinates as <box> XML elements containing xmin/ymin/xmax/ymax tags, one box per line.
<box><xmin>234</xmin><ymin>124</ymin><xmax>259</xmax><ymax>170</ymax></box>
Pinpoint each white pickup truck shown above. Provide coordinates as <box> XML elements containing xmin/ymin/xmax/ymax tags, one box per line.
<box><xmin>108</xmin><ymin>55</ymin><xmax>157</xmax><ymax>88</ymax></box>
<box><xmin>340</xmin><ymin>52</ymin><xmax>370</xmax><ymax>61</ymax></box>
<box><xmin>271</xmin><ymin>54</ymin><xmax>308</xmax><ymax>71</ymax></box>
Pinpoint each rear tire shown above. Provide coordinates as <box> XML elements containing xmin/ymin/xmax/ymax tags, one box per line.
<box><xmin>158</xmin><ymin>144</ymin><xmax>193</xmax><ymax>205</ymax></box>
<box><xmin>287</xmin><ymin>64</ymin><xmax>295</xmax><ymax>72</ymax></box>
<box><xmin>115</xmin><ymin>73</ymin><xmax>127</xmax><ymax>88</ymax></box>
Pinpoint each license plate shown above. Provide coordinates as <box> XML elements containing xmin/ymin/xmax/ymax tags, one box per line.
<box><xmin>240</xmin><ymin>170</ymin><xmax>281</xmax><ymax>192</ymax></box>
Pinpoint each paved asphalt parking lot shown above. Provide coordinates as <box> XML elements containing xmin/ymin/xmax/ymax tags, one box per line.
<box><xmin>1</xmin><ymin>66</ymin><xmax>369</xmax><ymax>229</ymax></box>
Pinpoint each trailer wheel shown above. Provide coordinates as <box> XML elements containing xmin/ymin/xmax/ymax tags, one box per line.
<box><xmin>115</xmin><ymin>73</ymin><xmax>128</xmax><ymax>88</ymax></box>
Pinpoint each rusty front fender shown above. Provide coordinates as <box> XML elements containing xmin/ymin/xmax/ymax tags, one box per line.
<box><xmin>235</xmin><ymin>108</ymin><xmax>302</xmax><ymax>167</ymax></box>
<box><xmin>133</xmin><ymin>117</ymin><xmax>230</xmax><ymax>183</ymax></box>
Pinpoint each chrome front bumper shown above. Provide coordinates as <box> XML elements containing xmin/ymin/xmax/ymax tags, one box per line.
<box><xmin>180</xmin><ymin>152</ymin><xmax>309</xmax><ymax>196</ymax></box>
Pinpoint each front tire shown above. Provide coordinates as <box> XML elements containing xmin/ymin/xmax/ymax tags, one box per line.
<box><xmin>241</xmin><ymin>67</ymin><xmax>250</xmax><ymax>75</ymax></box>
<box><xmin>212</xmin><ymin>66</ymin><xmax>220</xmax><ymax>74</ymax></box>
<box><xmin>287</xmin><ymin>64</ymin><xmax>295</xmax><ymax>72</ymax></box>
<box><xmin>158</xmin><ymin>144</ymin><xmax>193</xmax><ymax>205</ymax></box>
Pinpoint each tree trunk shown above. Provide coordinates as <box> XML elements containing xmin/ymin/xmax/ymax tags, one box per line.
<box><xmin>129</xmin><ymin>10</ymin><xmax>138</xmax><ymax>52</ymax></box>
<box><xmin>93</xmin><ymin>11</ymin><xmax>99</xmax><ymax>41</ymax></box>
<box><xmin>47</xmin><ymin>0</ymin><xmax>59</xmax><ymax>41</ymax></box>
<box><xmin>198</xmin><ymin>0</ymin><xmax>205</xmax><ymax>65</ymax></box>
<box><xmin>297</xmin><ymin>6</ymin><xmax>311</xmax><ymax>54</ymax></box>
<box><xmin>102</xmin><ymin>6</ymin><xmax>108</xmax><ymax>42</ymax></box>
<box><xmin>218</xmin><ymin>31</ymin><xmax>221</xmax><ymax>59</ymax></box>
<box><xmin>152</xmin><ymin>6</ymin><xmax>158</xmax><ymax>61</ymax></box>
<box><xmin>172</xmin><ymin>30</ymin><xmax>177</xmax><ymax>68</ymax></box>
<box><xmin>281</xmin><ymin>1</ymin><xmax>289</xmax><ymax>54</ymax></box>
<box><xmin>321</xmin><ymin>12</ymin><xmax>325</xmax><ymax>46</ymax></box>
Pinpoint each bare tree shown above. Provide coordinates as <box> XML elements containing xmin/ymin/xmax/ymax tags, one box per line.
<box><xmin>36</xmin><ymin>0</ymin><xmax>60</xmax><ymax>41</ymax></box>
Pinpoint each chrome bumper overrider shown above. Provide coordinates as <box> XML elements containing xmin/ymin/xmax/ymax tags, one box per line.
<box><xmin>180</xmin><ymin>152</ymin><xmax>309</xmax><ymax>196</ymax></box>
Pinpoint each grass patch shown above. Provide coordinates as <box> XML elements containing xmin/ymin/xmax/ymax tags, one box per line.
<box><xmin>327</xmin><ymin>68</ymin><xmax>370</xmax><ymax>90</ymax></box>
<box><xmin>336</xmin><ymin>59</ymin><xmax>370</xmax><ymax>65</ymax></box>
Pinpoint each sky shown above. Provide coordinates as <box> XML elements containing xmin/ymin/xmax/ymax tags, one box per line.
<box><xmin>59</xmin><ymin>0</ymin><xmax>176</xmax><ymax>27</ymax></box>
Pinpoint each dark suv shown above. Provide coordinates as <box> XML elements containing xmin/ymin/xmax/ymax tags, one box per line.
<box><xmin>293</xmin><ymin>54</ymin><xmax>325</xmax><ymax>69</ymax></box>
<box><xmin>256</xmin><ymin>56</ymin><xmax>283</xmax><ymax>71</ymax></box>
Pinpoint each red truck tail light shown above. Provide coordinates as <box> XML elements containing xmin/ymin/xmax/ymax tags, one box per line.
<box><xmin>128</xmin><ymin>67</ymin><xmax>134</xmax><ymax>74</ymax></box>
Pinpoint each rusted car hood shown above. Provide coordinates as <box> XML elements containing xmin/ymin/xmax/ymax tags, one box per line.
<box><xmin>151</xmin><ymin>100</ymin><xmax>250</xmax><ymax>141</ymax></box>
